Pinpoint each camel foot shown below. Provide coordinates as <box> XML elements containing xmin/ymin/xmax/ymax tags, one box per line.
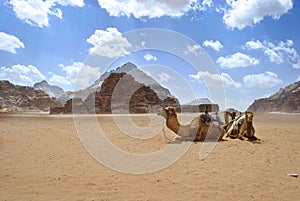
<box><xmin>238</xmin><ymin>136</ymin><xmax>249</xmax><ymax>141</ymax></box>
<box><xmin>245</xmin><ymin>136</ymin><xmax>261</xmax><ymax>142</ymax></box>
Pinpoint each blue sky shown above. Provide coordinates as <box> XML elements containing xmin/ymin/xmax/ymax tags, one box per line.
<box><xmin>0</xmin><ymin>0</ymin><xmax>299</xmax><ymax>110</ymax></box>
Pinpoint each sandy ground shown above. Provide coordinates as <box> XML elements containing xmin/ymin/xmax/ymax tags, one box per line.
<box><xmin>0</xmin><ymin>112</ymin><xmax>299</xmax><ymax>201</ymax></box>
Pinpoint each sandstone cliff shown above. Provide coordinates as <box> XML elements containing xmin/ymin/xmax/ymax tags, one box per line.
<box><xmin>247</xmin><ymin>81</ymin><xmax>300</xmax><ymax>113</ymax></box>
<box><xmin>84</xmin><ymin>72</ymin><xmax>179</xmax><ymax>114</ymax></box>
<box><xmin>0</xmin><ymin>80</ymin><xmax>62</xmax><ymax>113</ymax></box>
<box><xmin>46</xmin><ymin>62</ymin><xmax>175</xmax><ymax>104</ymax></box>
<box><xmin>51</xmin><ymin>72</ymin><xmax>179</xmax><ymax>114</ymax></box>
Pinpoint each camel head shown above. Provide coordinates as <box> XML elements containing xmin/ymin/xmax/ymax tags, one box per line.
<box><xmin>157</xmin><ymin>106</ymin><xmax>177</xmax><ymax>119</ymax></box>
<box><xmin>229</xmin><ymin>111</ymin><xmax>237</xmax><ymax>119</ymax></box>
<box><xmin>244</xmin><ymin>111</ymin><xmax>254</xmax><ymax>123</ymax></box>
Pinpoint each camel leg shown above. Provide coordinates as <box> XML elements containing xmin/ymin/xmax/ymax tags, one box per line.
<box><xmin>249</xmin><ymin>126</ymin><xmax>261</xmax><ymax>141</ymax></box>
<box><xmin>238</xmin><ymin>131</ymin><xmax>249</xmax><ymax>141</ymax></box>
<box><xmin>243</xmin><ymin>127</ymin><xmax>260</xmax><ymax>141</ymax></box>
<box><xmin>194</xmin><ymin>129</ymin><xmax>203</xmax><ymax>141</ymax></box>
<box><xmin>194</xmin><ymin>135</ymin><xmax>202</xmax><ymax>141</ymax></box>
<box><xmin>219</xmin><ymin>129</ymin><xmax>226</xmax><ymax>141</ymax></box>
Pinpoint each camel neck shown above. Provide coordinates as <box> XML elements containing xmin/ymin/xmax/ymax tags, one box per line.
<box><xmin>246</xmin><ymin>121</ymin><xmax>252</xmax><ymax>136</ymax></box>
<box><xmin>166</xmin><ymin>114</ymin><xmax>181</xmax><ymax>134</ymax></box>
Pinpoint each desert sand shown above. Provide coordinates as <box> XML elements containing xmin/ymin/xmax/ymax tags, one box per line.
<box><xmin>0</xmin><ymin>112</ymin><xmax>299</xmax><ymax>201</ymax></box>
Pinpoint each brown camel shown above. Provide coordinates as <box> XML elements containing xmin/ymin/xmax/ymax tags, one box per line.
<box><xmin>157</xmin><ymin>106</ymin><xmax>225</xmax><ymax>141</ymax></box>
<box><xmin>224</xmin><ymin>108</ymin><xmax>241</xmax><ymax>124</ymax></box>
<box><xmin>224</xmin><ymin>111</ymin><xmax>259</xmax><ymax>141</ymax></box>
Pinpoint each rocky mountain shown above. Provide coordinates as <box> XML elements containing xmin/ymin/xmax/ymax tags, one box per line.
<box><xmin>34</xmin><ymin>80</ymin><xmax>64</xmax><ymax>98</ymax></box>
<box><xmin>183</xmin><ymin>98</ymin><xmax>212</xmax><ymax>105</ymax></box>
<box><xmin>89</xmin><ymin>62</ymin><xmax>174</xmax><ymax>100</ymax></box>
<box><xmin>51</xmin><ymin>62</ymin><xmax>175</xmax><ymax>104</ymax></box>
<box><xmin>0</xmin><ymin>80</ymin><xmax>62</xmax><ymax>113</ymax></box>
<box><xmin>33</xmin><ymin>80</ymin><xmax>88</xmax><ymax>104</ymax></box>
<box><xmin>248</xmin><ymin>80</ymin><xmax>300</xmax><ymax>113</ymax></box>
<box><xmin>50</xmin><ymin>72</ymin><xmax>179</xmax><ymax>114</ymax></box>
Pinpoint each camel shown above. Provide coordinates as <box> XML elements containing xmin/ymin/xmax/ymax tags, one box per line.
<box><xmin>224</xmin><ymin>108</ymin><xmax>241</xmax><ymax>124</ymax></box>
<box><xmin>224</xmin><ymin>111</ymin><xmax>259</xmax><ymax>141</ymax></box>
<box><xmin>157</xmin><ymin>106</ymin><xmax>225</xmax><ymax>142</ymax></box>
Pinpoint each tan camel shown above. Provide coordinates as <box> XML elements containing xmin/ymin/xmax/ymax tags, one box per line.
<box><xmin>224</xmin><ymin>108</ymin><xmax>241</xmax><ymax>124</ymax></box>
<box><xmin>224</xmin><ymin>111</ymin><xmax>259</xmax><ymax>141</ymax></box>
<box><xmin>157</xmin><ymin>106</ymin><xmax>225</xmax><ymax>141</ymax></box>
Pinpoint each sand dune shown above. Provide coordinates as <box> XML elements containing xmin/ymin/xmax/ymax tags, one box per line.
<box><xmin>0</xmin><ymin>113</ymin><xmax>299</xmax><ymax>200</ymax></box>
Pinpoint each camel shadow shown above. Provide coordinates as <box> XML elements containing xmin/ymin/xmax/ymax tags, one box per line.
<box><xmin>226</xmin><ymin>136</ymin><xmax>262</xmax><ymax>144</ymax></box>
<box><xmin>167</xmin><ymin>136</ymin><xmax>228</xmax><ymax>144</ymax></box>
<box><xmin>249</xmin><ymin>139</ymin><xmax>262</xmax><ymax>144</ymax></box>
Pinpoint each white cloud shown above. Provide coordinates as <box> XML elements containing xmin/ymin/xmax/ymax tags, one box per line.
<box><xmin>293</xmin><ymin>60</ymin><xmax>300</xmax><ymax>69</ymax></box>
<box><xmin>243</xmin><ymin>71</ymin><xmax>283</xmax><ymax>88</ymax></box>
<box><xmin>50</xmin><ymin>0</ymin><xmax>84</xmax><ymax>7</ymax></box>
<box><xmin>9</xmin><ymin>0</ymin><xmax>84</xmax><ymax>28</ymax></box>
<box><xmin>245</xmin><ymin>39</ymin><xmax>300</xmax><ymax>66</ymax></box>
<box><xmin>297</xmin><ymin>76</ymin><xmax>300</xmax><ymax>82</ymax></box>
<box><xmin>217</xmin><ymin>52</ymin><xmax>259</xmax><ymax>69</ymax></box>
<box><xmin>189</xmin><ymin>71</ymin><xmax>241</xmax><ymax>88</ymax></box>
<box><xmin>49</xmin><ymin>62</ymin><xmax>101</xmax><ymax>89</ymax></box>
<box><xmin>49</xmin><ymin>73</ymin><xmax>72</xmax><ymax>86</ymax></box>
<box><xmin>96</xmin><ymin>0</ymin><xmax>199</xmax><ymax>18</ymax></box>
<box><xmin>0</xmin><ymin>64</ymin><xmax>46</xmax><ymax>86</ymax></box>
<box><xmin>86</xmin><ymin>27</ymin><xmax>132</xmax><ymax>58</ymax></box>
<box><xmin>201</xmin><ymin>0</ymin><xmax>213</xmax><ymax>8</ymax></box>
<box><xmin>245</xmin><ymin>40</ymin><xmax>264</xmax><ymax>50</ymax></box>
<box><xmin>144</xmin><ymin>53</ymin><xmax>157</xmax><ymax>61</ymax></box>
<box><xmin>220</xmin><ymin>73</ymin><xmax>242</xmax><ymax>88</ymax></box>
<box><xmin>202</xmin><ymin>40</ymin><xmax>223</xmax><ymax>51</ymax></box>
<box><xmin>158</xmin><ymin>72</ymin><xmax>171</xmax><ymax>83</ymax></box>
<box><xmin>223</xmin><ymin>0</ymin><xmax>293</xmax><ymax>30</ymax></box>
<box><xmin>9</xmin><ymin>0</ymin><xmax>54</xmax><ymax>28</ymax></box>
<box><xmin>184</xmin><ymin>44</ymin><xmax>203</xmax><ymax>56</ymax></box>
<box><xmin>0</xmin><ymin>32</ymin><xmax>25</xmax><ymax>54</ymax></box>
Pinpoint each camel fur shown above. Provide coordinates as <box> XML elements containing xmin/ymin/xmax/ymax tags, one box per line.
<box><xmin>157</xmin><ymin>106</ymin><xmax>225</xmax><ymax>142</ymax></box>
<box><xmin>224</xmin><ymin>111</ymin><xmax>259</xmax><ymax>141</ymax></box>
<box><xmin>224</xmin><ymin>108</ymin><xmax>241</xmax><ymax>124</ymax></box>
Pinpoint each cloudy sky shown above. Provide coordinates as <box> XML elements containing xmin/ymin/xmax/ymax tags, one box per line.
<box><xmin>0</xmin><ymin>0</ymin><xmax>299</xmax><ymax>110</ymax></box>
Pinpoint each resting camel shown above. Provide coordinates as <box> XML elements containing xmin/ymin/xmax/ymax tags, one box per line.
<box><xmin>157</xmin><ymin>106</ymin><xmax>225</xmax><ymax>141</ymax></box>
<box><xmin>224</xmin><ymin>111</ymin><xmax>259</xmax><ymax>141</ymax></box>
<box><xmin>224</xmin><ymin>108</ymin><xmax>241</xmax><ymax>124</ymax></box>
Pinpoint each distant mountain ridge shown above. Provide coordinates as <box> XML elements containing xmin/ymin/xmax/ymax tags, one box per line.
<box><xmin>248</xmin><ymin>80</ymin><xmax>300</xmax><ymax>113</ymax></box>
<box><xmin>50</xmin><ymin>72</ymin><xmax>179</xmax><ymax>114</ymax></box>
<box><xmin>0</xmin><ymin>80</ymin><xmax>61</xmax><ymax>113</ymax></box>
<box><xmin>184</xmin><ymin>98</ymin><xmax>212</xmax><ymax>105</ymax></box>
<box><xmin>45</xmin><ymin>62</ymin><xmax>175</xmax><ymax>103</ymax></box>
<box><xmin>34</xmin><ymin>80</ymin><xmax>64</xmax><ymax>98</ymax></box>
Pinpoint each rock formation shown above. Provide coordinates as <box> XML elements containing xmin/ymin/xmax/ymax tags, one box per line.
<box><xmin>248</xmin><ymin>80</ymin><xmax>300</xmax><ymax>113</ymax></box>
<box><xmin>46</xmin><ymin>62</ymin><xmax>176</xmax><ymax>104</ymax></box>
<box><xmin>34</xmin><ymin>80</ymin><xmax>64</xmax><ymax>98</ymax></box>
<box><xmin>81</xmin><ymin>72</ymin><xmax>179</xmax><ymax>114</ymax></box>
<box><xmin>0</xmin><ymin>80</ymin><xmax>61</xmax><ymax>113</ymax></box>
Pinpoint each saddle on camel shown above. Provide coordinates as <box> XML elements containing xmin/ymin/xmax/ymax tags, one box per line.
<box><xmin>224</xmin><ymin>111</ymin><xmax>260</xmax><ymax>141</ymax></box>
